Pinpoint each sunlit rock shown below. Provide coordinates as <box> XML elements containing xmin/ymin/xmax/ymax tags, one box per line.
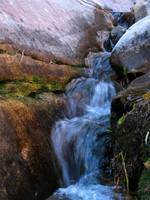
<box><xmin>0</xmin><ymin>0</ymin><xmax>114</xmax><ymax>65</ymax></box>
<box><xmin>111</xmin><ymin>15</ymin><xmax>150</xmax><ymax>74</ymax></box>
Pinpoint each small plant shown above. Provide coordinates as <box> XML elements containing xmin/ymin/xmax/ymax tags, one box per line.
<box><xmin>115</xmin><ymin>152</ymin><xmax>129</xmax><ymax>193</ymax></box>
<box><xmin>117</xmin><ymin>115</ymin><xmax>125</xmax><ymax>126</ymax></box>
<box><xmin>31</xmin><ymin>75</ymin><xmax>43</xmax><ymax>83</ymax></box>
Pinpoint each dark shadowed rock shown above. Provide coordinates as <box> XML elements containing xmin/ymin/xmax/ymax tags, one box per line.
<box><xmin>47</xmin><ymin>195</ymin><xmax>69</xmax><ymax>200</ymax></box>
<box><xmin>110</xmin><ymin>25</ymin><xmax>127</xmax><ymax>47</ymax></box>
<box><xmin>111</xmin><ymin>96</ymin><xmax>150</xmax><ymax>191</ymax></box>
<box><xmin>111</xmin><ymin>15</ymin><xmax>150</xmax><ymax>74</ymax></box>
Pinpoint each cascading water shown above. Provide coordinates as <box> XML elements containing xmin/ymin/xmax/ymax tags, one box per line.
<box><xmin>51</xmin><ymin>52</ymin><xmax>123</xmax><ymax>200</ymax></box>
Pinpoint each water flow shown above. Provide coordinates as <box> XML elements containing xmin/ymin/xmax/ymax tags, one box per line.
<box><xmin>51</xmin><ymin>53</ymin><xmax>121</xmax><ymax>200</ymax></box>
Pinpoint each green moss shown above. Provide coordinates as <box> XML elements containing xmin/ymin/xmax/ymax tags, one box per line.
<box><xmin>0</xmin><ymin>76</ymin><xmax>65</xmax><ymax>98</ymax></box>
<box><xmin>0</xmin><ymin>49</ymin><xmax>7</xmax><ymax>54</ymax></box>
<box><xmin>0</xmin><ymin>48</ymin><xmax>16</xmax><ymax>56</ymax></box>
<box><xmin>138</xmin><ymin>169</ymin><xmax>150</xmax><ymax>200</ymax></box>
<box><xmin>72</xmin><ymin>63</ymin><xmax>85</xmax><ymax>68</ymax></box>
<box><xmin>117</xmin><ymin>115</ymin><xmax>125</xmax><ymax>126</ymax></box>
<box><xmin>31</xmin><ymin>75</ymin><xmax>43</xmax><ymax>83</ymax></box>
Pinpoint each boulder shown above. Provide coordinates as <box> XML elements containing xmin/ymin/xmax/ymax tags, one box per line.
<box><xmin>0</xmin><ymin>0</ymin><xmax>137</xmax><ymax>66</ymax></box>
<box><xmin>0</xmin><ymin>54</ymin><xmax>83</xmax><ymax>83</ymax></box>
<box><xmin>113</xmin><ymin>73</ymin><xmax>150</xmax><ymax>100</ymax></box>
<box><xmin>111</xmin><ymin>15</ymin><xmax>150</xmax><ymax>74</ymax></box>
<box><xmin>0</xmin><ymin>53</ymin><xmax>84</xmax><ymax>95</ymax></box>
<box><xmin>111</xmin><ymin>72</ymin><xmax>150</xmax><ymax>192</ymax></box>
<box><xmin>111</xmin><ymin>95</ymin><xmax>150</xmax><ymax>191</ymax></box>
<box><xmin>0</xmin><ymin>0</ymin><xmax>114</xmax><ymax>66</ymax></box>
<box><xmin>133</xmin><ymin>0</ymin><xmax>150</xmax><ymax>21</ymax></box>
<box><xmin>0</xmin><ymin>95</ymin><xmax>66</xmax><ymax>200</ymax></box>
<box><xmin>110</xmin><ymin>25</ymin><xmax>127</xmax><ymax>47</ymax></box>
<box><xmin>128</xmin><ymin>72</ymin><xmax>150</xmax><ymax>90</ymax></box>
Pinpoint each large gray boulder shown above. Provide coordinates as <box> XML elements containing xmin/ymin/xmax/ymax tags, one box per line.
<box><xmin>0</xmin><ymin>0</ymin><xmax>136</xmax><ymax>66</ymax></box>
<box><xmin>111</xmin><ymin>15</ymin><xmax>150</xmax><ymax>74</ymax></box>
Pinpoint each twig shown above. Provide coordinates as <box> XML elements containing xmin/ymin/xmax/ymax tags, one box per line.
<box><xmin>119</xmin><ymin>152</ymin><xmax>129</xmax><ymax>193</ymax></box>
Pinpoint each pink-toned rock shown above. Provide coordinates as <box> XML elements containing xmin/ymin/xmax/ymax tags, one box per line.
<box><xmin>0</xmin><ymin>0</ymin><xmax>114</xmax><ymax>65</ymax></box>
<box><xmin>93</xmin><ymin>0</ymin><xmax>136</xmax><ymax>12</ymax></box>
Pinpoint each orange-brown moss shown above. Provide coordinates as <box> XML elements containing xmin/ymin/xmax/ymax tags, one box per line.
<box><xmin>143</xmin><ymin>92</ymin><xmax>150</xmax><ymax>100</ymax></box>
<box><xmin>0</xmin><ymin>95</ymin><xmax>66</xmax><ymax>200</ymax></box>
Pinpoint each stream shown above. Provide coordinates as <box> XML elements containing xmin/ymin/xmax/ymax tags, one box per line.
<box><xmin>50</xmin><ymin>53</ymin><xmax>136</xmax><ymax>200</ymax></box>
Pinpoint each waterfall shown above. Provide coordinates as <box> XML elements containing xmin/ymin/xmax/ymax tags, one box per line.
<box><xmin>51</xmin><ymin>53</ymin><xmax>123</xmax><ymax>200</ymax></box>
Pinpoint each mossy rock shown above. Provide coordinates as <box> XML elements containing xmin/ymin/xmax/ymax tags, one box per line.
<box><xmin>0</xmin><ymin>95</ymin><xmax>66</xmax><ymax>200</ymax></box>
<box><xmin>0</xmin><ymin>76</ymin><xmax>65</xmax><ymax>98</ymax></box>
<box><xmin>138</xmin><ymin>169</ymin><xmax>150</xmax><ymax>200</ymax></box>
<box><xmin>0</xmin><ymin>53</ymin><xmax>84</xmax><ymax>96</ymax></box>
<box><xmin>111</xmin><ymin>97</ymin><xmax>150</xmax><ymax>191</ymax></box>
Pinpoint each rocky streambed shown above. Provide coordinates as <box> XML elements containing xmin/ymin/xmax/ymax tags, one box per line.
<box><xmin>0</xmin><ymin>0</ymin><xmax>150</xmax><ymax>200</ymax></box>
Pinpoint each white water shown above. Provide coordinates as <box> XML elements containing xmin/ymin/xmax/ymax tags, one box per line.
<box><xmin>51</xmin><ymin>53</ymin><xmax>123</xmax><ymax>200</ymax></box>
